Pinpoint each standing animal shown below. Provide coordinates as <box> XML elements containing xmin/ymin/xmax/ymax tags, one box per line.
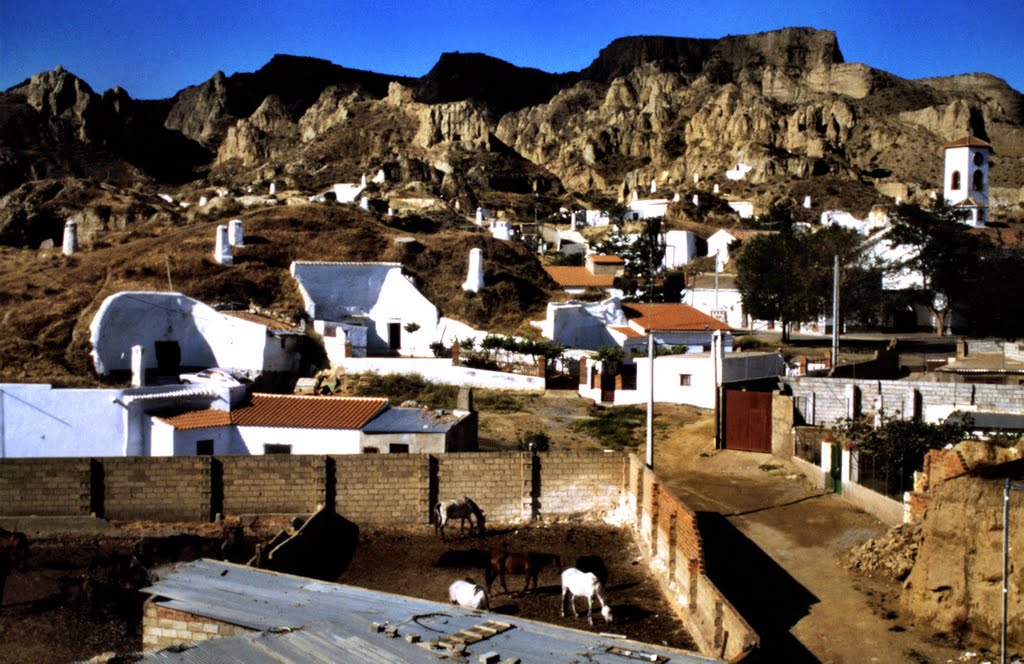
<box><xmin>448</xmin><ymin>578</ymin><xmax>489</xmax><ymax>610</ymax></box>
<box><xmin>0</xmin><ymin>528</ymin><xmax>29</xmax><ymax>611</ymax></box>
<box><xmin>560</xmin><ymin>567</ymin><xmax>613</xmax><ymax>626</ymax></box>
<box><xmin>435</xmin><ymin>497</ymin><xmax>485</xmax><ymax>542</ymax></box>
<box><xmin>486</xmin><ymin>548</ymin><xmax>562</xmax><ymax>595</ymax></box>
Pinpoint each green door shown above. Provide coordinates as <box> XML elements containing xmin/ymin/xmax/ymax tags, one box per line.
<box><xmin>826</xmin><ymin>442</ymin><xmax>843</xmax><ymax>494</ymax></box>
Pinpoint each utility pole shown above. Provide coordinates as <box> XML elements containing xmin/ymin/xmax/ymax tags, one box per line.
<box><xmin>831</xmin><ymin>255</ymin><xmax>840</xmax><ymax>369</ymax></box>
<box><xmin>646</xmin><ymin>331</ymin><xmax>655</xmax><ymax>469</ymax></box>
<box><xmin>1003</xmin><ymin>478</ymin><xmax>1024</xmax><ymax>664</ymax></box>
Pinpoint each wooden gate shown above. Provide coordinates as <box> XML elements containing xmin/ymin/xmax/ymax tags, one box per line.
<box><xmin>724</xmin><ymin>389</ymin><xmax>773</xmax><ymax>452</ymax></box>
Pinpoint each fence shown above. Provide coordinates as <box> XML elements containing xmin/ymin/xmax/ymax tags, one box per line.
<box><xmin>793</xmin><ymin>426</ymin><xmax>825</xmax><ymax>466</ymax></box>
<box><xmin>852</xmin><ymin>449</ymin><xmax>912</xmax><ymax>500</ymax></box>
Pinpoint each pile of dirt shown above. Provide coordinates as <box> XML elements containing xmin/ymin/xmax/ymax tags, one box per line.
<box><xmin>843</xmin><ymin>522</ymin><xmax>922</xmax><ymax>581</ymax></box>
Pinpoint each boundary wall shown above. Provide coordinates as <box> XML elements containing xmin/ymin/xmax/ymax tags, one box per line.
<box><xmin>3</xmin><ymin>451</ymin><xmax>757</xmax><ymax>661</ymax></box>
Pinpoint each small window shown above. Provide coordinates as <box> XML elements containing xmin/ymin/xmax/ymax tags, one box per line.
<box><xmin>196</xmin><ymin>439</ymin><xmax>214</xmax><ymax>455</ymax></box>
<box><xmin>973</xmin><ymin>169</ymin><xmax>984</xmax><ymax>192</ymax></box>
<box><xmin>264</xmin><ymin>444</ymin><xmax>292</xmax><ymax>455</ymax></box>
<box><xmin>363</xmin><ymin>447</ymin><xmax>379</xmax><ymax>454</ymax></box>
<box><xmin>679</xmin><ymin>374</ymin><xmax>692</xmax><ymax>386</ymax></box>
<box><xmin>950</xmin><ymin>170</ymin><xmax>961</xmax><ymax>190</ymax></box>
<box><xmin>974</xmin><ymin>152</ymin><xmax>985</xmax><ymax>166</ymax></box>
<box><xmin>388</xmin><ymin>443</ymin><xmax>410</xmax><ymax>454</ymax></box>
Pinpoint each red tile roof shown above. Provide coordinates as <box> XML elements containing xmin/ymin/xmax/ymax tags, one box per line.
<box><xmin>609</xmin><ymin>325</ymin><xmax>645</xmax><ymax>338</ymax></box>
<box><xmin>588</xmin><ymin>254</ymin><xmax>624</xmax><ymax>264</ymax></box>
<box><xmin>622</xmin><ymin>303</ymin><xmax>732</xmax><ymax>332</ymax></box>
<box><xmin>156</xmin><ymin>394</ymin><xmax>389</xmax><ymax>431</ymax></box>
<box><xmin>544</xmin><ymin>266</ymin><xmax>615</xmax><ymax>289</ymax></box>
<box><xmin>943</xmin><ymin>136</ymin><xmax>994</xmax><ymax>151</ymax></box>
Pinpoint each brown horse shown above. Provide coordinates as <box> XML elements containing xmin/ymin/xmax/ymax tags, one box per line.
<box><xmin>0</xmin><ymin>528</ymin><xmax>29</xmax><ymax>611</ymax></box>
<box><xmin>486</xmin><ymin>547</ymin><xmax>562</xmax><ymax>595</ymax></box>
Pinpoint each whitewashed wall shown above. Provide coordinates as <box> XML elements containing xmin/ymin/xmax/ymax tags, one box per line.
<box><xmin>90</xmin><ymin>292</ymin><xmax>294</xmax><ymax>375</ymax></box>
<box><xmin>334</xmin><ymin>357</ymin><xmax>544</xmax><ymax>391</ymax></box>
<box><xmin>150</xmin><ymin>421</ymin><xmax>236</xmax><ymax>456</ymax></box>
<box><xmin>235</xmin><ymin>426</ymin><xmax>362</xmax><ymax>455</ymax></box>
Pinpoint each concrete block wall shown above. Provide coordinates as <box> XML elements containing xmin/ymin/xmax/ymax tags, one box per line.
<box><xmin>221</xmin><ymin>456</ymin><xmax>324</xmax><ymax>515</ymax></box>
<box><xmin>438</xmin><ymin>452</ymin><xmax>528</xmax><ymax>524</ymax></box>
<box><xmin>785</xmin><ymin>376</ymin><xmax>1024</xmax><ymax>426</ymax></box>
<box><xmin>539</xmin><ymin>451</ymin><xmax>625</xmax><ymax>518</ymax></box>
<box><xmin>103</xmin><ymin>457</ymin><xmax>211</xmax><ymax>522</ymax></box>
<box><xmin>0</xmin><ymin>458</ymin><xmax>91</xmax><ymax>516</ymax></box>
<box><xmin>142</xmin><ymin>601</ymin><xmax>251</xmax><ymax>650</ymax></box>
<box><xmin>333</xmin><ymin>454</ymin><xmax>429</xmax><ymax>524</ymax></box>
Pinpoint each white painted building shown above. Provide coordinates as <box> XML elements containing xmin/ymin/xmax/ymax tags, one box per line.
<box><xmin>662</xmin><ymin>230</ymin><xmax>700</xmax><ymax>268</ymax></box>
<box><xmin>728</xmin><ymin>201</ymin><xmax>754</xmax><ymax>219</ymax></box>
<box><xmin>943</xmin><ymin>135</ymin><xmax>992</xmax><ymax>227</ymax></box>
<box><xmin>291</xmin><ymin>262</ymin><xmax>438</xmax><ymax>358</ymax></box>
<box><xmin>706</xmin><ymin>229</ymin><xmax>774</xmax><ymax>269</ymax></box>
<box><xmin>89</xmin><ymin>292</ymin><xmax>303</xmax><ymax>378</ymax></box>
<box><xmin>725</xmin><ymin>163</ymin><xmax>752</xmax><ymax>181</ymax></box>
<box><xmin>626</xmin><ymin>196</ymin><xmax>670</xmax><ymax>220</ymax></box>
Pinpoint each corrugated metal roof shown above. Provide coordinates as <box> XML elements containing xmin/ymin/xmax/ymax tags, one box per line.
<box><xmin>623</xmin><ymin>303</ymin><xmax>731</xmax><ymax>332</ymax></box>
<box><xmin>544</xmin><ymin>266</ymin><xmax>616</xmax><ymax>288</ymax></box>
<box><xmin>139</xmin><ymin>560</ymin><xmax>720</xmax><ymax>664</ymax></box>
<box><xmin>361</xmin><ymin>407</ymin><xmax>463</xmax><ymax>434</ymax></box>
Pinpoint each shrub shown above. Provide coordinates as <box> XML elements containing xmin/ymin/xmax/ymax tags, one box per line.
<box><xmin>516</xmin><ymin>431</ymin><xmax>551</xmax><ymax>452</ymax></box>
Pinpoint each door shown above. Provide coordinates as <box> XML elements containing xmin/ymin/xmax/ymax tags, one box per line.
<box><xmin>154</xmin><ymin>340</ymin><xmax>181</xmax><ymax>373</ymax></box>
<box><xmin>826</xmin><ymin>442</ymin><xmax>843</xmax><ymax>494</ymax></box>
<box><xmin>600</xmin><ymin>372</ymin><xmax>616</xmax><ymax>403</ymax></box>
<box><xmin>388</xmin><ymin>322</ymin><xmax>401</xmax><ymax>351</ymax></box>
<box><xmin>723</xmin><ymin>389</ymin><xmax>772</xmax><ymax>452</ymax></box>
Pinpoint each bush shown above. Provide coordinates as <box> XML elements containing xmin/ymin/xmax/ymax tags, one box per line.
<box><xmin>516</xmin><ymin>431</ymin><xmax>550</xmax><ymax>452</ymax></box>
<box><xmin>571</xmin><ymin>405</ymin><xmax>645</xmax><ymax>450</ymax></box>
<box><xmin>347</xmin><ymin>373</ymin><xmax>457</xmax><ymax>409</ymax></box>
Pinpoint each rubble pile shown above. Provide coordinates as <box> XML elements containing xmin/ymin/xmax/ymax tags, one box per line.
<box><xmin>844</xmin><ymin>522</ymin><xmax>921</xmax><ymax>581</ymax></box>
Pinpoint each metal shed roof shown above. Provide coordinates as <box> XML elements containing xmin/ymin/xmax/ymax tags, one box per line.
<box><xmin>140</xmin><ymin>559</ymin><xmax>719</xmax><ymax>664</ymax></box>
<box><xmin>361</xmin><ymin>407</ymin><xmax>464</xmax><ymax>434</ymax></box>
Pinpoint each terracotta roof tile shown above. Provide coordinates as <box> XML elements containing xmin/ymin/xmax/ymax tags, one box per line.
<box><xmin>155</xmin><ymin>409</ymin><xmax>231</xmax><ymax>431</ymax></box>
<box><xmin>588</xmin><ymin>254</ymin><xmax>624</xmax><ymax>264</ymax></box>
<box><xmin>544</xmin><ymin>266</ymin><xmax>615</xmax><ymax>288</ymax></box>
<box><xmin>943</xmin><ymin>136</ymin><xmax>994</xmax><ymax>151</ymax></box>
<box><xmin>231</xmin><ymin>394</ymin><xmax>388</xmax><ymax>429</ymax></box>
<box><xmin>609</xmin><ymin>326</ymin><xmax>645</xmax><ymax>338</ymax></box>
<box><xmin>156</xmin><ymin>395</ymin><xmax>389</xmax><ymax>431</ymax></box>
<box><xmin>622</xmin><ymin>303</ymin><xmax>732</xmax><ymax>332</ymax></box>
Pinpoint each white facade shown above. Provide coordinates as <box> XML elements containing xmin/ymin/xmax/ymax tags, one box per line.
<box><xmin>725</xmin><ymin>163</ymin><xmax>752</xmax><ymax>181</ymax></box>
<box><xmin>291</xmin><ymin>262</ymin><xmax>438</xmax><ymax>357</ymax></box>
<box><xmin>627</xmin><ymin>197</ymin><xmax>669</xmax><ymax>220</ymax></box>
<box><xmin>488</xmin><ymin>220</ymin><xmax>513</xmax><ymax>241</ymax></box>
<box><xmin>0</xmin><ymin>383</ymin><xmax>233</xmax><ymax>458</ymax></box>
<box><xmin>728</xmin><ymin>202</ymin><xmax>754</xmax><ymax>219</ymax></box>
<box><xmin>706</xmin><ymin>229</ymin><xmax>738</xmax><ymax>268</ymax></box>
<box><xmin>685</xmin><ymin>283</ymin><xmax>747</xmax><ymax>329</ymax></box>
<box><xmin>333</xmin><ymin>356</ymin><xmax>545</xmax><ymax>391</ymax></box>
<box><xmin>943</xmin><ymin>142</ymin><xmax>990</xmax><ymax>227</ymax></box>
<box><xmin>332</xmin><ymin>182</ymin><xmax>365</xmax><ymax>203</ymax></box>
<box><xmin>90</xmin><ymin>292</ymin><xmax>300</xmax><ymax>376</ymax></box>
<box><xmin>535</xmin><ymin>299</ymin><xmax>626</xmax><ymax>350</ymax></box>
<box><xmin>662</xmin><ymin>230</ymin><xmax>698</xmax><ymax>268</ymax></box>
<box><xmin>579</xmin><ymin>351</ymin><xmax>786</xmax><ymax>408</ymax></box>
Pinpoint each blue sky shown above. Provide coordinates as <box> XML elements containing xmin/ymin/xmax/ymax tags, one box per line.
<box><xmin>2</xmin><ymin>0</ymin><xmax>1022</xmax><ymax>100</ymax></box>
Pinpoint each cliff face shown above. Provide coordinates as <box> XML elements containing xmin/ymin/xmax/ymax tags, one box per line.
<box><xmin>3</xmin><ymin>28</ymin><xmax>1024</xmax><ymax>246</ymax></box>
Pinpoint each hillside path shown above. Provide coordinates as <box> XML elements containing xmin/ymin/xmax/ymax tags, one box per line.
<box><xmin>655</xmin><ymin>446</ymin><xmax>964</xmax><ymax>663</ymax></box>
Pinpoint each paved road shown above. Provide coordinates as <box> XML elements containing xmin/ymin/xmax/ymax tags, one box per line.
<box><xmin>654</xmin><ymin>447</ymin><xmax>964</xmax><ymax>663</ymax></box>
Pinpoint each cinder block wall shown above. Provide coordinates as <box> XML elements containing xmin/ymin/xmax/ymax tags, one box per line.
<box><xmin>102</xmin><ymin>457</ymin><xmax>211</xmax><ymax>521</ymax></box>
<box><xmin>333</xmin><ymin>454</ymin><xmax>430</xmax><ymax>524</ymax></box>
<box><xmin>142</xmin><ymin>600</ymin><xmax>251</xmax><ymax>650</ymax></box>
<box><xmin>438</xmin><ymin>452</ymin><xmax>528</xmax><ymax>524</ymax></box>
<box><xmin>0</xmin><ymin>458</ymin><xmax>91</xmax><ymax>516</ymax></box>
<box><xmin>220</xmin><ymin>456</ymin><xmax>324</xmax><ymax>515</ymax></box>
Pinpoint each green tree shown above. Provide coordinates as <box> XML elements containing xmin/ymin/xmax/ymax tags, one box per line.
<box><xmin>734</xmin><ymin>229</ymin><xmax>810</xmax><ymax>341</ymax></box>
<box><xmin>597</xmin><ymin>217</ymin><xmax>667</xmax><ymax>301</ymax></box>
<box><xmin>886</xmin><ymin>201</ymin><xmax>979</xmax><ymax>335</ymax></box>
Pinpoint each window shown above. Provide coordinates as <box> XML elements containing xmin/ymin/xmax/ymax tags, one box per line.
<box><xmin>619</xmin><ymin>364</ymin><xmax>638</xmax><ymax>391</ymax></box>
<box><xmin>973</xmin><ymin>169</ymin><xmax>984</xmax><ymax>192</ymax></box>
<box><xmin>679</xmin><ymin>374</ymin><xmax>692</xmax><ymax>386</ymax></box>
<box><xmin>389</xmin><ymin>443</ymin><xmax>410</xmax><ymax>454</ymax></box>
<box><xmin>950</xmin><ymin>170</ymin><xmax>961</xmax><ymax>190</ymax></box>
<box><xmin>363</xmin><ymin>447</ymin><xmax>379</xmax><ymax>454</ymax></box>
<box><xmin>264</xmin><ymin>444</ymin><xmax>292</xmax><ymax>454</ymax></box>
<box><xmin>974</xmin><ymin>152</ymin><xmax>985</xmax><ymax>166</ymax></box>
<box><xmin>196</xmin><ymin>439</ymin><xmax>213</xmax><ymax>455</ymax></box>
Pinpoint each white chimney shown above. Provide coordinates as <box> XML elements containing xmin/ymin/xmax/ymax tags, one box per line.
<box><xmin>803</xmin><ymin>195</ymin><xmax>812</xmax><ymax>209</ymax></box>
<box><xmin>713</xmin><ymin>184</ymin><xmax>720</xmax><ymax>194</ymax></box>
<box><xmin>631</xmin><ymin>190</ymin><xmax>639</xmax><ymax>203</ymax></box>
<box><xmin>269</xmin><ymin>182</ymin><xmax>276</xmax><ymax>196</ymax></box>
<box><xmin>215</xmin><ymin>225</ymin><xmax>233</xmax><ymax>265</ymax></box>
<box><xmin>476</xmin><ymin>207</ymin><xmax>484</xmax><ymax>225</ymax></box>
<box><xmin>692</xmin><ymin>194</ymin><xmax>699</xmax><ymax>207</ymax></box>
<box><xmin>228</xmin><ymin>219</ymin><xmax>244</xmax><ymax>247</ymax></box>
<box><xmin>673</xmin><ymin>192</ymin><xmax>680</xmax><ymax>203</ymax></box>
<box><xmin>650</xmin><ymin>178</ymin><xmax>657</xmax><ymax>194</ymax></box>
<box><xmin>462</xmin><ymin>248</ymin><xmax>484</xmax><ymax>292</ymax></box>
<box><xmin>131</xmin><ymin>344</ymin><xmax>146</xmax><ymax>387</ymax></box>
<box><xmin>62</xmin><ymin>220</ymin><xmax>78</xmax><ymax>256</ymax></box>
<box><xmin>360</xmin><ymin>173</ymin><xmax>368</xmax><ymax>187</ymax></box>
<box><xmin>360</xmin><ymin>197</ymin><xmax>370</xmax><ymax>211</ymax></box>
<box><xmin>693</xmin><ymin>173</ymin><xmax>700</xmax><ymax>184</ymax></box>
<box><xmin>199</xmin><ymin>196</ymin><xmax>208</xmax><ymax>207</ymax></box>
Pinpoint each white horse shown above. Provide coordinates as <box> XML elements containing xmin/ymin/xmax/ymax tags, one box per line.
<box><xmin>435</xmin><ymin>496</ymin><xmax>485</xmax><ymax>542</ymax></box>
<box><xmin>560</xmin><ymin>567</ymin><xmax>613</xmax><ymax>625</ymax></box>
<box><xmin>448</xmin><ymin>578</ymin><xmax>489</xmax><ymax>610</ymax></box>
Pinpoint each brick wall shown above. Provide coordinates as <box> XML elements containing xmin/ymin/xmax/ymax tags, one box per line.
<box><xmin>221</xmin><ymin>455</ymin><xmax>324</xmax><ymax>515</ymax></box>
<box><xmin>142</xmin><ymin>601</ymin><xmax>251</xmax><ymax>650</ymax></box>
<box><xmin>904</xmin><ymin>448</ymin><xmax>970</xmax><ymax>521</ymax></box>
<box><xmin>0</xmin><ymin>451</ymin><xmax>627</xmax><ymax>526</ymax></box>
<box><xmin>0</xmin><ymin>458</ymin><xmax>91</xmax><ymax>516</ymax></box>
<box><xmin>102</xmin><ymin>457</ymin><xmax>211</xmax><ymax>522</ymax></box>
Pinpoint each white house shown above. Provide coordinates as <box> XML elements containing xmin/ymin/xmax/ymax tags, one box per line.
<box><xmin>683</xmin><ymin>273</ymin><xmax>748</xmax><ymax>329</ymax></box>
<box><xmin>705</xmin><ymin>229</ymin><xmax>774</xmax><ymax>269</ymax></box>
<box><xmin>662</xmin><ymin>230</ymin><xmax>700</xmax><ymax>268</ymax></box>
<box><xmin>627</xmin><ymin>195</ymin><xmax>670</xmax><ymax>220</ymax></box>
<box><xmin>543</xmin><ymin>254</ymin><xmax>624</xmax><ymax>295</ymax></box>
<box><xmin>727</xmin><ymin>201</ymin><xmax>755</xmax><ymax>219</ymax></box>
<box><xmin>943</xmin><ymin>135</ymin><xmax>992</xmax><ymax>227</ymax></box>
<box><xmin>579</xmin><ymin>332</ymin><xmax>785</xmax><ymax>408</ymax></box>
<box><xmin>290</xmin><ymin>262</ymin><xmax>438</xmax><ymax>359</ymax></box>
<box><xmin>89</xmin><ymin>292</ymin><xmax>303</xmax><ymax>379</ymax></box>
<box><xmin>725</xmin><ymin>163</ymin><xmax>752</xmax><ymax>181</ymax></box>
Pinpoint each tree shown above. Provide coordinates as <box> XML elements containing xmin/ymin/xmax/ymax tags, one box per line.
<box><xmin>886</xmin><ymin>201</ymin><xmax>979</xmax><ymax>335</ymax></box>
<box><xmin>734</xmin><ymin>229</ymin><xmax>811</xmax><ymax>341</ymax></box>
<box><xmin>596</xmin><ymin>217</ymin><xmax>667</xmax><ymax>301</ymax></box>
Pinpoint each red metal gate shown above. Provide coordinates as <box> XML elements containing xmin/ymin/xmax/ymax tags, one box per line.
<box><xmin>724</xmin><ymin>389</ymin><xmax>773</xmax><ymax>452</ymax></box>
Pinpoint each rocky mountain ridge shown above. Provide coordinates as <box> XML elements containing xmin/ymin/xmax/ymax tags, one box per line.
<box><xmin>2</xmin><ymin>28</ymin><xmax>1024</xmax><ymax>248</ymax></box>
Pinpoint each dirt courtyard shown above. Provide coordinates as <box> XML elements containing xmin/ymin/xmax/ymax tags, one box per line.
<box><xmin>336</xmin><ymin>522</ymin><xmax>696</xmax><ymax>651</ymax></box>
